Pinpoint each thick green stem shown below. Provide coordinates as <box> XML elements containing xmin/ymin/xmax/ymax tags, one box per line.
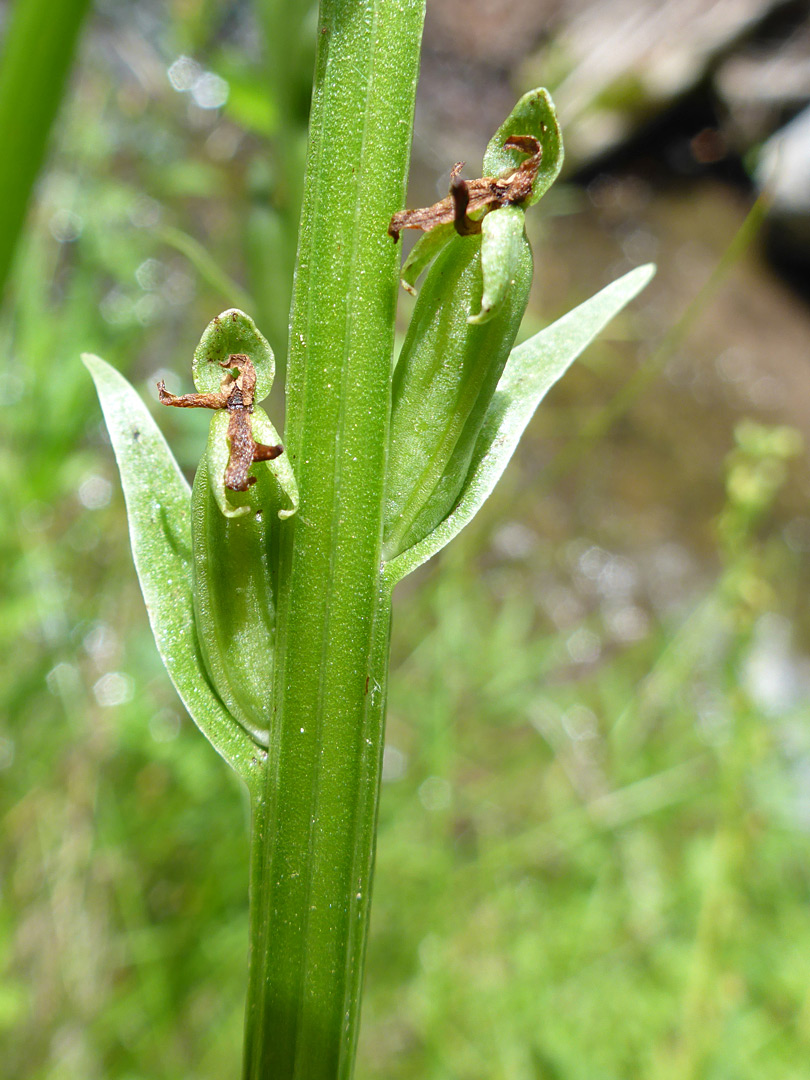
<box><xmin>242</xmin><ymin>2</ymin><xmax>425</xmax><ymax>1077</ymax></box>
<box><xmin>245</xmin><ymin>591</ymin><xmax>392</xmax><ymax>1077</ymax></box>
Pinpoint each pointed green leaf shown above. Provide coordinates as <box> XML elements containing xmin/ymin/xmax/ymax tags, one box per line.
<box><xmin>383</xmin><ymin>264</ymin><xmax>655</xmax><ymax>583</ymax></box>
<box><xmin>483</xmin><ymin>87</ymin><xmax>563</xmax><ymax>206</ymax></box>
<box><xmin>468</xmin><ymin>205</ymin><xmax>526</xmax><ymax>325</ymax></box>
<box><xmin>193</xmin><ymin>308</ymin><xmax>275</xmax><ymax>400</ymax></box>
<box><xmin>82</xmin><ymin>353</ymin><xmax>265</xmax><ymax>788</ymax></box>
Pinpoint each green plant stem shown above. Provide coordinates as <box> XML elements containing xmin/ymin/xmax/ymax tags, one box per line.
<box><xmin>245</xmin><ymin>594</ymin><xmax>393</xmax><ymax>1077</ymax></box>
<box><xmin>242</xmin><ymin>2</ymin><xmax>425</xmax><ymax>1077</ymax></box>
<box><xmin>0</xmin><ymin>0</ymin><xmax>92</xmax><ymax>298</ymax></box>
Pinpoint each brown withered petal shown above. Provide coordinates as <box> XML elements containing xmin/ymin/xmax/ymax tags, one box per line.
<box><xmin>252</xmin><ymin>442</ymin><xmax>284</xmax><ymax>462</ymax></box>
<box><xmin>224</xmin><ymin>410</ymin><xmax>258</xmax><ymax>491</ymax></box>
<box><xmin>388</xmin><ymin>135</ymin><xmax>541</xmax><ymax>242</ymax></box>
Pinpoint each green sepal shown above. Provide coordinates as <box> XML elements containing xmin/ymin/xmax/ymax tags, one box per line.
<box><xmin>193</xmin><ymin>307</ymin><xmax>275</xmax><ymax>400</ymax></box>
<box><xmin>204</xmin><ymin>407</ymin><xmax>299</xmax><ymax>520</ymax></box>
<box><xmin>383</xmin><ymin>264</ymin><xmax>656</xmax><ymax>583</ymax></box>
<box><xmin>483</xmin><ymin>87</ymin><xmax>563</xmax><ymax>205</ymax></box>
<box><xmin>82</xmin><ymin>353</ymin><xmax>265</xmax><ymax>789</ymax></box>
<box><xmin>254</xmin><ymin>408</ymin><xmax>299</xmax><ymax>520</ymax></box>
<box><xmin>469</xmin><ymin>205</ymin><xmax>526</xmax><ymax>325</ymax></box>
<box><xmin>400</xmin><ymin>221</ymin><xmax>455</xmax><ymax>294</ymax></box>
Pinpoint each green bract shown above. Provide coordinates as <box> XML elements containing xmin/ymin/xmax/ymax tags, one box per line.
<box><xmin>81</xmin><ymin>352</ymin><xmax>263</xmax><ymax>785</ymax></box>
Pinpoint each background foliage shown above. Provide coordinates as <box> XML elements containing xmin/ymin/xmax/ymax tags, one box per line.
<box><xmin>2</xmin><ymin>2</ymin><xmax>810</xmax><ymax>1078</ymax></box>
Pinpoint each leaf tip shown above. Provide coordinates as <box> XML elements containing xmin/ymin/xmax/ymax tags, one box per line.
<box><xmin>635</xmin><ymin>261</ymin><xmax>657</xmax><ymax>284</ymax></box>
<box><xmin>81</xmin><ymin>351</ymin><xmax>106</xmax><ymax>376</ymax></box>
<box><xmin>618</xmin><ymin>262</ymin><xmax>657</xmax><ymax>301</ymax></box>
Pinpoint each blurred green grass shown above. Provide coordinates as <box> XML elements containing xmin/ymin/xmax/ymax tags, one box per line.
<box><xmin>2</xmin><ymin>5</ymin><xmax>810</xmax><ymax>1079</ymax></box>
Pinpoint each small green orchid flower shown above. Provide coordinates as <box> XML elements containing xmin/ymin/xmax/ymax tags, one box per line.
<box><xmin>382</xmin><ymin>90</ymin><xmax>562</xmax><ymax>560</ymax></box>
<box><xmin>83</xmin><ymin>309</ymin><xmax>298</xmax><ymax>782</ymax></box>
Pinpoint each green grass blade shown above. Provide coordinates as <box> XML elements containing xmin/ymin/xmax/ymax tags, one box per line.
<box><xmin>0</xmin><ymin>0</ymin><xmax>92</xmax><ymax>296</ymax></box>
<box><xmin>384</xmin><ymin>263</ymin><xmax>656</xmax><ymax>582</ymax></box>
<box><xmin>157</xmin><ymin>226</ymin><xmax>256</xmax><ymax>314</ymax></box>
<box><xmin>82</xmin><ymin>353</ymin><xmax>263</xmax><ymax>787</ymax></box>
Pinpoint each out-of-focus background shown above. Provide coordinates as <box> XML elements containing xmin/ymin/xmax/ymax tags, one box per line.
<box><xmin>2</xmin><ymin>1</ymin><xmax>810</xmax><ymax>1076</ymax></box>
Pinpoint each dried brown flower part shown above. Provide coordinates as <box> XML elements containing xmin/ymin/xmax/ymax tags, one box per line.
<box><xmin>158</xmin><ymin>353</ymin><xmax>283</xmax><ymax>491</ymax></box>
<box><xmin>388</xmin><ymin>135</ymin><xmax>542</xmax><ymax>242</ymax></box>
